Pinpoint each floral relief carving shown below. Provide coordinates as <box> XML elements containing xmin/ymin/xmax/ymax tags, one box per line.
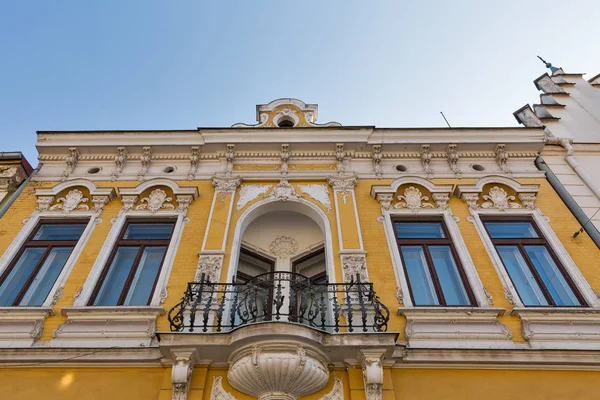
<box><xmin>50</xmin><ymin>189</ymin><xmax>90</xmax><ymax>213</ymax></box>
<box><xmin>462</xmin><ymin>194</ymin><xmax>479</xmax><ymax>210</ymax></box>
<box><xmin>269</xmin><ymin>236</ymin><xmax>299</xmax><ymax>258</ymax></box>
<box><xmin>432</xmin><ymin>193</ymin><xmax>450</xmax><ymax>210</ymax></box>
<box><xmin>188</xmin><ymin>146</ymin><xmax>200</xmax><ymax>180</ymax></box>
<box><xmin>195</xmin><ymin>255</ymin><xmax>224</xmax><ymax>283</ymax></box>
<box><xmin>137</xmin><ymin>146</ymin><xmax>152</xmax><ymax>180</ymax></box>
<box><xmin>495</xmin><ymin>144</ymin><xmax>511</xmax><ymax>175</ymax></box>
<box><xmin>372</xmin><ymin>145</ymin><xmax>382</xmax><ymax>178</ymax></box>
<box><xmin>335</xmin><ymin>143</ymin><xmax>345</xmax><ymax>174</ymax></box>
<box><xmin>136</xmin><ymin>189</ymin><xmax>175</xmax><ymax>213</ymax></box>
<box><xmin>518</xmin><ymin>193</ymin><xmax>537</xmax><ymax>210</ymax></box>
<box><xmin>327</xmin><ymin>175</ymin><xmax>357</xmax><ymax>204</ymax></box>
<box><xmin>266</xmin><ymin>179</ymin><xmax>301</xmax><ymax>202</ymax></box>
<box><xmin>340</xmin><ymin>254</ymin><xmax>368</xmax><ymax>283</ymax></box>
<box><xmin>375</xmin><ymin>193</ymin><xmax>394</xmax><ymax>210</ymax></box>
<box><xmin>393</xmin><ymin>186</ymin><xmax>434</xmax><ymax>212</ymax></box>
<box><xmin>481</xmin><ymin>186</ymin><xmax>522</xmax><ymax>211</ymax></box>
<box><xmin>298</xmin><ymin>184</ymin><xmax>332</xmax><ymax>213</ymax></box>
<box><xmin>420</xmin><ymin>144</ymin><xmax>433</xmax><ymax>176</ymax></box>
<box><xmin>237</xmin><ymin>184</ymin><xmax>272</xmax><ymax>210</ymax></box>
<box><xmin>92</xmin><ymin>195</ymin><xmax>111</xmax><ymax>214</ymax></box>
<box><xmin>447</xmin><ymin>144</ymin><xmax>461</xmax><ymax>176</ymax></box>
<box><xmin>61</xmin><ymin>147</ymin><xmax>79</xmax><ymax>181</ymax></box>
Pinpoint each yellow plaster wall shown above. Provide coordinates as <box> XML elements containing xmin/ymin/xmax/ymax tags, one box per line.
<box><xmin>1</xmin><ymin>367</ymin><xmax>165</xmax><ymax>400</ymax></box>
<box><xmin>391</xmin><ymin>368</ymin><xmax>600</xmax><ymax>400</ymax></box>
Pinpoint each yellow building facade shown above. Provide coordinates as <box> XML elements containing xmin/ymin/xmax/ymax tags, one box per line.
<box><xmin>1</xmin><ymin>99</ymin><xmax>600</xmax><ymax>399</ymax></box>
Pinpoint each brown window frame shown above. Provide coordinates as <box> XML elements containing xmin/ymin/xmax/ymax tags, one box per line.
<box><xmin>88</xmin><ymin>217</ymin><xmax>176</xmax><ymax>306</ymax></box>
<box><xmin>392</xmin><ymin>216</ymin><xmax>476</xmax><ymax>307</ymax></box>
<box><xmin>292</xmin><ymin>247</ymin><xmax>327</xmax><ymax>284</ymax></box>
<box><xmin>0</xmin><ymin>218</ymin><xmax>88</xmax><ymax>306</ymax></box>
<box><xmin>481</xmin><ymin>215</ymin><xmax>586</xmax><ymax>307</ymax></box>
<box><xmin>235</xmin><ymin>247</ymin><xmax>276</xmax><ymax>283</ymax></box>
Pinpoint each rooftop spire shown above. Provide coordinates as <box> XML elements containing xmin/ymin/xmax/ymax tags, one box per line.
<box><xmin>537</xmin><ymin>56</ymin><xmax>560</xmax><ymax>73</ymax></box>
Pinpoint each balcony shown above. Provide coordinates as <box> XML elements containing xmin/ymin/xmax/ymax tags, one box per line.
<box><xmin>167</xmin><ymin>271</ymin><xmax>390</xmax><ymax>333</ymax></box>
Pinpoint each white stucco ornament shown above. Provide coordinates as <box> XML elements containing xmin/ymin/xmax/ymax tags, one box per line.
<box><xmin>393</xmin><ymin>186</ymin><xmax>434</xmax><ymax>212</ymax></box>
<box><xmin>266</xmin><ymin>179</ymin><xmax>301</xmax><ymax>202</ymax></box>
<box><xmin>50</xmin><ymin>189</ymin><xmax>89</xmax><ymax>213</ymax></box>
<box><xmin>237</xmin><ymin>184</ymin><xmax>273</xmax><ymax>210</ymax></box>
<box><xmin>481</xmin><ymin>186</ymin><xmax>521</xmax><ymax>211</ymax></box>
<box><xmin>269</xmin><ymin>236</ymin><xmax>299</xmax><ymax>258</ymax></box>
<box><xmin>227</xmin><ymin>345</ymin><xmax>329</xmax><ymax>400</ymax></box>
<box><xmin>298</xmin><ymin>184</ymin><xmax>331</xmax><ymax>213</ymax></box>
<box><xmin>136</xmin><ymin>188</ymin><xmax>175</xmax><ymax>213</ymax></box>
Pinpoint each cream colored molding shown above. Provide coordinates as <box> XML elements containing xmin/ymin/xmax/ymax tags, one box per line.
<box><xmin>188</xmin><ymin>146</ymin><xmax>200</xmax><ymax>180</ymax></box>
<box><xmin>446</xmin><ymin>144</ymin><xmax>461</xmax><ymax>176</ymax></box>
<box><xmin>327</xmin><ymin>174</ymin><xmax>357</xmax><ymax>205</ymax></box>
<box><xmin>335</xmin><ymin>143</ymin><xmax>345</xmax><ymax>174</ymax></box>
<box><xmin>111</xmin><ymin>147</ymin><xmax>128</xmax><ymax>181</ymax></box>
<box><xmin>0</xmin><ymin>307</ymin><xmax>54</xmax><ymax>347</ymax></box>
<box><xmin>75</xmin><ymin>179</ymin><xmax>198</xmax><ymax>308</ymax></box>
<box><xmin>137</xmin><ymin>146</ymin><xmax>152</xmax><ymax>180</ymax></box>
<box><xmin>298</xmin><ymin>184</ymin><xmax>331</xmax><ymax>213</ymax></box>
<box><xmin>269</xmin><ymin>236</ymin><xmax>299</xmax><ymax>259</ymax></box>
<box><xmin>372</xmin><ymin>145</ymin><xmax>382</xmax><ymax>178</ymax></box>
<box><xmin>236</xmin><ymin>184</ymin><xmax>272</xmax><ymax>210</ymax></box>
<box><xmin>370</xmin><ymin>176</ymin><xmax>454</xmax><ymax>210</ymax></box>
<box><xmin>212</xmin><ymin>175</ymin><xmax>242</xmax><ymax>195</ymax></box>
<box><xmin>399</xmin><ymin>307</ymin><xmax>513</xmax><ymax>349</ymax></box>
<box><xmin>281</xmin><ymin>144</ymin><xmax>290</xmax><ymax>177</ymax></box>
<box><xmin>210</xmin><ymin>376</ymin><xmax>237</xmax><ymax>400</ymax></box>
<box><xmin>61</xmin><ymin>147</ymin><xmax>79</xmax><ymax>181</ymax></box>
<box><xmin>171</xmin><ymin>348</ymin><xmax>198</xmax><ymax>400</ymax></box>
<box><xmin>227</xmin><ymin>344</ymin><xmax>329</xmax><ymax>400</ymax></box>
<box><xmin>420</xmin><ymin>145</ymin><xmax>433</xmax><ymax>176</ymax></box>
<box><xmin>225</xmin><ymin>144</ymin><xmax>235</xmax><ymax>177</ymax></box>
<box><xmin>200</xmin><ymin>176</ymin><xmax>241</xmax><ymax>254</ymax></box>
<box><xmin>53</xmin><ymin>306</ymin><xmax>163</xmax><ymax>347</ymax></box>
<box><xmin>266</xmin><ymin>178</ymin><xmax>302</xmax><ymax>202</ymax></box>
<box><xmin>512</xmin><ymin>308</ymin><xmax>600</xmax><ymax>350</ymax></box>
<box><xmin>495</xmin><ymin>144</ymin><xmax>511</xmax><ymax>176</ymax></box>
<box><xmin>359</xmin><ymin>349</ymin><xmax>385</xmax><ymax>400</ymax></box>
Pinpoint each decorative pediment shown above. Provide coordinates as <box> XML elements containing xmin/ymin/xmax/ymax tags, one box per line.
<box><xmin>35</xmin><ymin>179</ymin><xmax>115</xmax><ymax>215</ymax></box>
<box><xmin>232</xmin><ymin>98</ymin><xmax>341</xmax><ymax>128</ymax></box>
<box><xmin>455</xmin><ymin>176</ymin><xmax>539</xmax><ymax>211</ymax></box>
<box><xmin>371</xmin><ymin>176</ymin><xmax>452</xmax><ymax>211</ymax></box>
<box><xmin>118</xmin><ymin>178</ymin><xmax>199</xmax><ymax>215</ymax></box>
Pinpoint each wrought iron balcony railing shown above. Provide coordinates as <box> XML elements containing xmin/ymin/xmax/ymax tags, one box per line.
<box><xmin>168</xmin><ymin>272</ymin><xmax>390</xmax><ymax>333</ymax></box>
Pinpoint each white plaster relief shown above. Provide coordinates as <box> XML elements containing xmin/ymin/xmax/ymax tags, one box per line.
<box><xmin>136</xmin><ymin>188</ymin><xmax>175</xmax><ymax>213</ymax></box>
<box><xmin>236</xmin><ymin>184</ymin><xmax>272</xmax><ymax>210</ymax></box>
<box><xmin>318</xmin><ymin>378</ymin><xmax>344</xmax><ymax>400</ymax></box>
<box><xmin>327</xmin><ymin>175</ymin><xmax>357</xmax><ymax>204</ymax></box>
<box><xmin>61</xmin><ymin>147</ymin><xmax>79</xmax><ymax>181</ymax></box>
<box><xmin>340</xmin><ymin>253</ymin><xmax>368</xmax><ymax>283</ymax></box>
<box><xmin>495</xmin><ymin>144</ymin><xmax>511</xmax><ymax>175</ymax></box>
<box><xmin>481</xmin><ymin>186</ymin><xmax>522</xmax><ymax>210</ymax></box>
<box><xmin>372</xmin><ymin>145</ymin><xmax>382</xmax><ymax>178</ymax></box>
<box><xmin>269</xmin><ymin>236</ymin><xmax>299</xmax><ymax>258</ymax></box>
<box><xmin>138</xmin><ymin>146</ymin><xmax>152</xmax><ymax>180</ymax></box>
<box><xmin>298</xmin><ymin>184</ymin><xmax>332</xmax><ymax>213</ymax></box>
<box><xmin>225</xmin><ymin>144</ymin><xmax>235</xmax><ymax>177</ymax></box>
<box><xmin>266</xmin><ymin>179</ymin><xmax>302</xmax><ymax>202</ymax></box>
<box><xmin>188</xmin><ymin>146</ymin><xmax>200</xmax><ymax>180</ymax></box>
<box><xmin>420</xmin><ymin>144</ymin><xmax>433</xmax><ymax>176</ymax></box>
<box><xmin>111</xmin><ymin>147</ymin><xmax>127</xmax><ymax>181</ymax></box>
<box><xmin>447</xmin><ymin>144</ymin><xmax>461</xmax><ymax>176</ymax></box>
<box><xmin>393</xmin><ymin>186</ymin><xmax>434</xmax><ymax>212</ymax></box>
<box><xmin>335</xmin><ymin>143</ymin><xmax>345</xmax><ymax>174</ymax></box>
<box><xmin>281</xmin><ymin>144</ymin><xmax>290</xmax><ymax>177</ymax></box>
<box><xmin>195</xmin><ymin>255</ymin><xmax>225</xmax><ymax>283</ymax></box>
<box><xmin>50</xmin><ymin>189</ymin><xmax>89</xmax><ymax>213</ymax></box>
<box><xmin>210</xmin><ymin>376</ymin><xmax>237</xmax><ymax>400</ymax></box>
<box><xmin>172</xmin><ymin>350</ymin><xmax>197</xmax><ymax>400</ymax></box>
<box><xmin>360</xmin><ymin>350</ymin><xmax>384</xmax><ymax>400</ymax></box>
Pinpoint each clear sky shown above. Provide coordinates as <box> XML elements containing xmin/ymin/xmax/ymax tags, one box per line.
<box><xmin>1</xmin><ymin>1</ymin><xmax>599</xmax><ymax>164</ymax></box>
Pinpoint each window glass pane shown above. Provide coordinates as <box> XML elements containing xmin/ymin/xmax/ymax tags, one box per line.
<box><xmin>525</xmin><ymin>246</ymin><xmax>581</xmax><ymax>306</ymax></box>
<box><xmin>19</xmin><ymin>247</ymin><xmax>73</xmax><ymax>306</ymax></box>
<box><xmin>0</xmin><ymin>248</ymin><xmax>46</xmax><ymax>306</ymax></box>
<box><xmin>485</xmin><ymin>222</ymin><xmax>538</xmax><ymax>239</ymax></box>
<box><xmin>429</xmin><ymin>246</ymin><xmax>470</xmax><ymax>305</ymax></box>
<box><xmin>93</xmin><ymin>247</ymin><xmax>139</xmax><ymax>306</ymax></box>
<box><xmin>123</xmin><ymin>223</ymin><xmax>174</xmax><ymax>240</ymax></box>
<box><xmin>400</xmin><ymin>246</ymin><xmax>439</xmax><ymax>305</ymax></box>
<box><xmin>33</xmin><ymin>224</ymin><xmax>86</xmax><ymax>241</ymax></box>
<box><xmin>395</xmin><ymin>223</ymin><xmax>445</xmax><ymax>239</ymax></box>
<box><xmin>497</xmin><ymin>246</ymin><xmax>548</xmax><ymax>306</ymax></box>
<box><xmin>123</xmin><ymin>246</ymin><xmax>166</xmax><ymax>305</ymax></box>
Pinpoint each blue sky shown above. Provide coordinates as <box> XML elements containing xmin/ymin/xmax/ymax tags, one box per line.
<box><xmin>1</xmin><ymin>1</ymin><xmax>599</xmax><ymax>163</ymax></box>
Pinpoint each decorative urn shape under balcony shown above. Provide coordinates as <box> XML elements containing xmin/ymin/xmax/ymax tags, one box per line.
<box><xmin>227</xmin><ymin>343</ymin><xmax>329</xmax><ymax>400</ymax></box>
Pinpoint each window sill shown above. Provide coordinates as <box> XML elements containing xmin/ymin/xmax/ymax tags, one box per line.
<box><xmin>511</xmin><ymin>307</ymin><xmax>600</xmax><ymax>349</ymax></box>
<box><xmin>398</xmin><ymin>307</ymin><xmax>514</xmax><ymax>349</ymax></box>
<box><xmin>0</xmin><ymin>306</ymin><xmax>54</xmax><ymax>346</ymax></box>
<box><xmin>53</xmin><ymin>306</ymin><xmax>164</xmax><ymax>347</ymax></box>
